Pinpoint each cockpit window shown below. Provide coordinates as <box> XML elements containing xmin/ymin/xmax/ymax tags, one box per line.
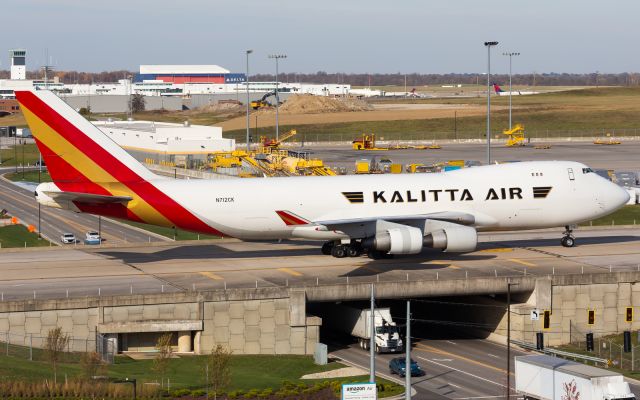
<box><xmin>582</xmin><ymin>168</ymin><xmax>594</xmax><ymax>174</ymax></box>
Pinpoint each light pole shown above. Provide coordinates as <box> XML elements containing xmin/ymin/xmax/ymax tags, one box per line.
<box><xmin>405</xmin><ymin>300</ymin><xmax>411</xmax><ymax>400</ymax></box>
<box><xmin>369</xmin><ymin>284</ymin><xmax>376</xmax><ymax>383</ymax></box>
<box><xmin>484</xmin><ymin>41</ymin><xmax>498</xmax><ymax>165</ymax></box>
<box><xmin>503</xmin><ymin>52</ymin><xmax>520</xmax><ymax>130</ymax></box>
<box><xmin>268</xmin><ymin>54</ymin><xmax>287</xmax><ymax>141</ymax></box>
<box><xmin>245</xmin><ymin>50</ymin><xmax>253</xmax><ymax>152</ymax></box>
<box><xmin>506</xmin><ymin>281</ymin><xmax>519</xmax><ymax>400</ymax></box>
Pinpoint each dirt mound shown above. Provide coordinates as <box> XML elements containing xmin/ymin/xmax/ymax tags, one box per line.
<box><xmin>276</xmin><ymin>94</ymin><xmax>372</xmax><ymax>114</ymax></box>
<box><xmin>194</xmin><ymin>101</ymin><xmax>245</xmax><ymax>118</ymax></box>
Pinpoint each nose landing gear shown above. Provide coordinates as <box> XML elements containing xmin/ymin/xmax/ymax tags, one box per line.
<box><xmin>561</xmin><ymin>225</ymin><xmax>576</xmax><ymax>247</ymax></box>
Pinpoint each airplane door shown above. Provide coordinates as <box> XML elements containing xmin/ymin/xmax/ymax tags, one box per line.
<box><xmin>567</xmin><ymin>168</ymin><xmax>575</xmax><ymax>181</ymax></box>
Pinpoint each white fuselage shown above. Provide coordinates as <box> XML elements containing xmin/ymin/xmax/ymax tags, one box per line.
<box><xmin>150</xmin><ymin>161</ymin><xmax>628</xmax><ymax>240</ymax></box>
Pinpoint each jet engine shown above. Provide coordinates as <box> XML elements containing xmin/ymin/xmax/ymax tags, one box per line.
<box><xmin>362</xmin><ymin>226</ymin><xmax>424</xmax><ymax>255</ymax></box>
<box><xmin>423</xmin><ymin>225</ymin><xmax>477</xmax><ymax>252</ymax></box>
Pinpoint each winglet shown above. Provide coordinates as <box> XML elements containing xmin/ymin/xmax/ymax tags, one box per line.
<box><xmin>275</xmin><ymin>210</ymin><xmax>312</xmax><ymax>226</ymax></box>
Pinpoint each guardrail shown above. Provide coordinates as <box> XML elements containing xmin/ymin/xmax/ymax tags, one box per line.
<box><xmin>511</xmin><ymin>339</ymin><xmax>609</xmax><ymax>366</ymax></box>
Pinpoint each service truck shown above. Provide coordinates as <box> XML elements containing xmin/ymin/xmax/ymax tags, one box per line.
<box><xmin>515</xmin><ymin>354</ymin><xmax>635</xmax><ymax>400</ymax></box>
<box><xmin>327</xmin><ymin>305</ymin><xmax>403</xmax><ymax>353</ymax></box>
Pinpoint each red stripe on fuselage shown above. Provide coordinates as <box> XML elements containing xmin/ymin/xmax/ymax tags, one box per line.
<box><xmin>18</xmin><ymin>91</ymin><xmax>223</xmax><ymax>236</ymax></box>
<box><xmin>35</xmin><ymin>138</ymin><xmax>112</xmax><ymax>195</ymax></box>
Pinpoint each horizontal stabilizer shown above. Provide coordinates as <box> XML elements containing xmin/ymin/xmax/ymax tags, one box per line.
<box><xmin>43</xmin><ymin>191</ymin><xmax>133</xmax><ymax>204</ymax></box>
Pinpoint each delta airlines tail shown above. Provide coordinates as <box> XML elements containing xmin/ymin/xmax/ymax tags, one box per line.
<box><xmin>493</xmin><ymin>83</ymin><xmax>538</xmax><ymax>96</ymax></box>
<box><xmin>16</xmin><ymin>90</ymin><xmax>629</xmax><ymax>258</ymax></box>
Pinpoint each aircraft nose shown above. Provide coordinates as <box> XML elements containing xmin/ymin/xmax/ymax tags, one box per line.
<box><xmin>605</xmin><ymin>182</ymin><xmax>630</xmax><ymax>211</ymax></box>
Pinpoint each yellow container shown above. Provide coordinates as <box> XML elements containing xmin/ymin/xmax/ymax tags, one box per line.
<box><xmin>389</xmin><ymin>164</ymin><xmax>403</xmax><ymax>174</ymax></box>
<box><xmin>355</xmin><ymin>161</ymin><xmax>370</xmax><ymax>174</ymax></box>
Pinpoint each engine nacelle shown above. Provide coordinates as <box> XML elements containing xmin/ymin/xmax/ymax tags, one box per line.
<box><xmin>362</xmin><ymin>226</ymin><xmax>424</xmax><ymax>255</ymax></box>
<box><xmin>423</xmin><ymin>225</ymin><xmax>477</xmax><ymax>252</ymax></box>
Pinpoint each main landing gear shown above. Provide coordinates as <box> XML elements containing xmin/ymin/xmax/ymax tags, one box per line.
<box><xmin>321</xmin><ymin>241</ymin><xmax>364</xmax><ymax>258</ymax></box>
<box><xmin>561</xmin><ymin>225</ymin><xmax>576</xmax><ymax>248</ymax></box>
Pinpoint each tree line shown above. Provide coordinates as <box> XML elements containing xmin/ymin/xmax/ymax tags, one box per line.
<box><xmin>1</xmin><ymin>69</ymin><xmax>639</xmax><ymax>86</ymax></box>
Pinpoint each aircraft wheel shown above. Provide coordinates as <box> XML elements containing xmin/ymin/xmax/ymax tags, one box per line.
<box><xmin>332</xmin><ymin>245</ymin><xmax>347</xmax><ymax>258</ymax></box>
<box><xmin>347</xmin><ymin>244</ymin><xmax>361</xmax><ymax>257</ymax></box>
<box><xmin>561</xmin><ymin>236</ymin><xmax>575</xmax><ymax>248</ymax></box>
<box><xmin>321</xmin><ymin>241</ymin><xmax>334</xmax><ymax>255</ymax></box>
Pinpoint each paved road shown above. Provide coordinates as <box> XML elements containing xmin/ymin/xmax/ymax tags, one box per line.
<box><xmin>333</xmin><ymin>336</ymin><xmax>640</xmax><ymax>400</ymax></box>
<box><xmin>0</xmin><ymin>227</ymin><xmax>638</xmax><ymax>301</ymax></box>
<box><xmin>0</xmin><ymin>167</ymin><xmax>168</xmax><ymax>246</ymax></box>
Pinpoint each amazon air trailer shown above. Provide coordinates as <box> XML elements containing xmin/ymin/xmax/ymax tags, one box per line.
<box><xmin>515</xmin><ymin>355</ymin><xmax>635</xmax><ymax>400</ymax></box>
<box><xmin>325</xmin><ymin>305</ymin><xmax>403</xmax><ymax>353</ymax></box>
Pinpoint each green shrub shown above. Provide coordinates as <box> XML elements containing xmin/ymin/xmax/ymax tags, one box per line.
<box><xmin>228</xmin><ymin>389</ymin><xmax>244</xmax><ymax>399</ymax></box>
<box><xmin>171</xmin><ymin>388</ymin><xmax>192</xmax><ymax>397</ymax></box>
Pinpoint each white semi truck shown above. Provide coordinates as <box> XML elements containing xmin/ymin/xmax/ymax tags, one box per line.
<box><xmin>329</xmin><ymin>305</ymin><xmax>403</xmax><ymax>353</ymax></box>
<box><xmin>515</xmin><ymin>354</ymin><xmax>635</xmax><ymax>400</ymax></box>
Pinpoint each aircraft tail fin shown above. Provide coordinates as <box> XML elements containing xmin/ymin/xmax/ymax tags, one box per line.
<box><xmin>15</xmin><ymin>90</ymin><xmax>160</xmax><ymax>194</ymax></box>
<box><xmin>16</xmin><ymin>90</ymin><xmax>222</xmax><ymax>235</ymax></box>
<box><xmin>493</xmin><ymin>83</ymin><xmax>504</xmax><ymax>94</ymax></box>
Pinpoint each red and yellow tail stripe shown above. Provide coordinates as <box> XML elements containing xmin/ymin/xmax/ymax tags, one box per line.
<box><xmin>16</xmin><ymin>91</ymin><xmax>223</xmax><ymax>236</ymax></box>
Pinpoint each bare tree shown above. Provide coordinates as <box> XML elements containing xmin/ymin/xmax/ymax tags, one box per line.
<box><xmin>131</xmin><ymin>93</ymin><xmax>146</xmax><ymax>113</ymax></box>
<box><xmin>44</xmin><ymin>327</ymin><xmax>70</xmax><ymax>384</ymax></box>
<box><xmin>204</xmin><ymin>345</ymin><xmax>232</xmax><ymax>400</ymax></box>
<box><xmin>80</xmin><ymin>351</ymin><xmax>106</xmax><ymax>380</ymax></box>
<box><xmin>153</xmin><ymin>333</ymin><xmax>174</xmax><ymax>388</ymax></box>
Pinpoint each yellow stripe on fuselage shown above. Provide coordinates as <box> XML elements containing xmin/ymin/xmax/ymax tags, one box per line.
<box><xmin>21</xmin><ymin>105</ymin><xmax>174</xmax><ymax>228</ymax></box>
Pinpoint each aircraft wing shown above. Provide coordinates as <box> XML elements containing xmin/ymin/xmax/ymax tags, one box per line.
<box><xmin>316</xmin><ymin>211</ymin><xmax>475</xmax><ymax>227</ymax></box>
<box><xmin>43</xmin><ymin>191</ymin><xmax>133</xmax><ymax>205</ymax></box>
<box><xmin>278</xmin><ymin>209</ymin><xmax>475</xmax><ymax>238</ymax></box>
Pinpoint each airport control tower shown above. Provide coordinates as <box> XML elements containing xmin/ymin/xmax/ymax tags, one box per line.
<box><xmin>9</xmin><ymin>49</ymin><xmax>26</xmax><ymax>80</ymax></box>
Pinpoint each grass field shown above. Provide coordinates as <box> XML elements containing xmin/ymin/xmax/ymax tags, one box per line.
<box><xmin>0</xmin><ymin>143</ymin><xmax>42</xmax><ymax>166</ymax></box>
<box><xmin>0</xmin><ymin>353</ymin><xmax>402</xmax><ymax>396</ymax></box>
<box><xmin>582</xmin><ymin>205</ymin><xmax>640</xmax><ymax>226</ymax></box>
<box><xmin>0</xmin><ymin>224</ymin><xmax>50</xmax><ymax>248</ymax></box>
<box><xmin>4</xmin><ymin>170</ymin><xmax>51</xmax><ymax>183</ymax></box>
<box><xmin>221</xmin><ymin>87</ymin><xmax>640</xmax><ymax>142</ymax></box>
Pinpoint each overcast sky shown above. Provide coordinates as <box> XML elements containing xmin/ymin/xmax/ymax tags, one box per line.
<box><xmin>3</xmin><ymin>0</ymin><xmax>639</xmax><ymax>74</ymax></box>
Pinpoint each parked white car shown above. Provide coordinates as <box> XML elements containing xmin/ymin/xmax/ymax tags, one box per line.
<box><xmin>85</xmin><ymin>231</ymin><xmax>101</xmax><ymax>244</ymax></box>
<box><xmin>60</xmin><ymin>233</ymin><xmax>76</xmax><ymax>244</ymax></box>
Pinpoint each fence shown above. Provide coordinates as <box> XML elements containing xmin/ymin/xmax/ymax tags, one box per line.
<box><xmin>569</xmin><ymin>321</ymin><xmax>640</xmax><ymax>371</ymax></box>
<box><xmin>225</xmin><ymin>128</ymin><xmax>640</xmax><ymax>144</ymax></box>
<box><xmin>0</xmin><ymin>331</ymin><xmax>114</xmax><ymax>364</ymax></box>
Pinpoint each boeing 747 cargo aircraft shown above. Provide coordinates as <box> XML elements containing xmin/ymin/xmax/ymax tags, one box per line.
<box><xmin>16</xmin><ymin>90</ymin><xmax>629</xmax><ymax>258</ymax></box>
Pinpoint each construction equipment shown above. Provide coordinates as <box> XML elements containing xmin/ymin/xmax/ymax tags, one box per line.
<box><xmin>250</xmin><ymin>91</ymin><xmax>276</xmax><ymax>110</ymax></box>
<box><xmin>261</xmin><ymin>129</ymin><xmax>297</xmax><ymax>149</ymax></box>
<box><xmin>503</xmin><ymin>124</ymin><xmax>527</xmax><ymax>147</ymax></box>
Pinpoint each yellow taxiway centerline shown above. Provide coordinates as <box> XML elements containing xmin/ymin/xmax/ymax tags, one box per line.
<box><xmin>277</xmin><ymin>267</ymin><xmax>303</xmax><ymax>277</ymax></box>
<box><xmin>199</xmin><ymin>271</ymin><xmax>224</xmax><ymax>281</ymax></box>
<box><xmin>508</xmin><ymin>258</ymin><xmax>537</xmax><ymax>267</ymax></box>
<box><xmin>431</xmin><ymin>260</ymin><xmax>461</xmax><ymax>269</ymax></box>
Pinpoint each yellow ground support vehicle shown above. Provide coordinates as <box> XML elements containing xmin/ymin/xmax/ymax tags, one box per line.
<box><xmin>503</xmin><ymin>124</ymin><xmax>526</xmax><ymax>147</ymax></box>
<box><xmin>593</xmin><ymin>133</ymin><xmax>621</xmax><ymax>145</ymax></box>
<box><xmin>352</xmin><ymin>133</ymin><xmax>388</xmax><ymax>150</ymax></box>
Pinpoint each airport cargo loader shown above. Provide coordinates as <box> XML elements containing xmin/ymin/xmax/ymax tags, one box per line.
<box><xmin>328</xmin><ymin>305</ymin><xmax>403</xmax><ymax>353</ymax></box>
<box><xmin>515</xmin><ymin>355</ymin><xmax>635</xmax><ymax>400</ymax></box>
